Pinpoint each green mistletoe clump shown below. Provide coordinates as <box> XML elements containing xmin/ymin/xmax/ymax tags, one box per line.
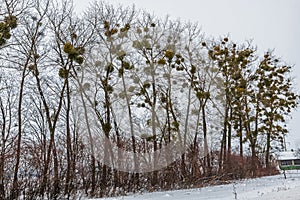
<box><xmin>63</xmin><ymin>42</ymin><xmax>85</xmax><ymax>64</ymax></box>
<box><xmin>0</xmin><ymin>15</ymin><xmax>18</xmax><ymax>46</ymax></box>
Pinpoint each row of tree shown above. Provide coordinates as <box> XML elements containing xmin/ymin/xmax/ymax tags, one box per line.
<box><xmin>0</xmin><ymin>0</ymin><xmax>299</xmax><ymax>199</ymax></box>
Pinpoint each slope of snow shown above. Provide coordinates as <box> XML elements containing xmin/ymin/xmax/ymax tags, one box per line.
<box><xmin>277</xmin><ymin>151</ymin><xmax>299</xmax><ymax>160</ymax></box>
<box><xmin>89</xmin><ymin>172</ymin><xmax>300</xmax><ymax>200</ymax></box>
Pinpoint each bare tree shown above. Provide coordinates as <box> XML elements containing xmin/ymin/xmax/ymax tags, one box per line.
<box><xmin>0</xmin><ymin>77</ymin><xmax>18</xmax><ymax>200</ymax></box>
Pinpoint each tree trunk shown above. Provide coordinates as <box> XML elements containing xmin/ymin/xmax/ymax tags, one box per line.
<box><xmin>121</xmin><ymin>70</ymin><xmax>139</xmax><ymax>190</ymax></box>
<box><xmin>202</xmin><ymin>104</ymin><xmax>211</xmax><ymax>175</ymax></box>
<box><xmin>150</xmin><ymin>63</ymin><xmax>158</xmax><ymax>186</ymax></box>
<box><xmin>0</xmin><ymin>151</ymin><xmax>4</xmax><ymax>200</ymax></box>
<box><xmin>10</xmin><ymin>63</ymin><xmax>28</xmax><ymax>199</ymax></box>
<box><xmin>250</xmin><ymin>141</ymin><xmax>257</xmax><ymax>176</ymax></box>
<box><xmin>101</xmin><ymin>72</ymin><xmax>113</xmax><ymax>196</ymax></box>
<box><xmin>219</xmin><ymin>103</ymin><xmax>228</xmax><ymax>174</ymax></box>
<box><xmin>182</xmin><ymin>81</ymin><xmax>193</xmax><ymax>179</ymax></box>
<box><xmin>79</xmin><ymin>85</ymin><xmax>96</xmax><ymax>197</ymax></box>
<box><xmin>227</xmin><ymin>107</ymin><xmax>233</xmax><ymax>172</ymax></box>
<box><xmin>0</xmin><ymin>101</ymin><xmax>6</xmax><ymax>200</ymax></box>
<box><xmin>65</xmin><ymin>79</ymin><xmax>73</xmax><ymax>196</ymax></box>
<box><xmin>239</xmin><ymin>116</ymin><xmax>243</xmax><ymax>158</ymax></box>
<box><xmin>35</xmin><ymin>73</ymin><xmax>67</xmax><ymax>197</ymax></box>
<box><xmin>265</xmin><ymin>132</ymin><xmax>271</xmax><ymax>169</ymax></box>
<box><xmin>51</xmin><ymin>142</ymin><xmax>60</xmax><ymax>199</ymax></box>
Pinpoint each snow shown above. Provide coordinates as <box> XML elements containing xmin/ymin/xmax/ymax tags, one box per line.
<box><xmin>277</xmin><ymin>151</ymin><xmax>299</xmax><ymax>160</ymax></box>
<box><xmin>87</xmin><ymin>172</ymin><xmax>300</xmax><ymax>200</ymax></box>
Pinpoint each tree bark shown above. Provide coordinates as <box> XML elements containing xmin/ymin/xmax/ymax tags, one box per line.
<box><xmin>64</xmin><ymin>79</ymin><xmax>73</xmax><ymax>196</ymax></box>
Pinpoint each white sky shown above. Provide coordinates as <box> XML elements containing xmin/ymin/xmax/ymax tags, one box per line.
<box><xmin>73</xmin><ymin>0</ymin><xmax>300</xmax><ymax>149</ymax></box>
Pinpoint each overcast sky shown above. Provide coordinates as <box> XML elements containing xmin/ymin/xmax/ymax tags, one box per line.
<box><xmin>74</xmin><ymin>0</ymin><xmax>300</xmax><ymax>149</ymax></box>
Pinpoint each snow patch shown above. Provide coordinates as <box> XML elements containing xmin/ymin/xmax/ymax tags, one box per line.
<box><xmin>87</xmin><ymin>174</ymin><xmax>300</xmax><ymax>200</ymax></box>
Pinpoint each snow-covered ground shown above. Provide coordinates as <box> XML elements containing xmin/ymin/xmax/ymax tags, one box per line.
<box><xmin>89</xmin><ymin>171</ymin><xmax>300</xmax><ymax>200</ymax></box>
